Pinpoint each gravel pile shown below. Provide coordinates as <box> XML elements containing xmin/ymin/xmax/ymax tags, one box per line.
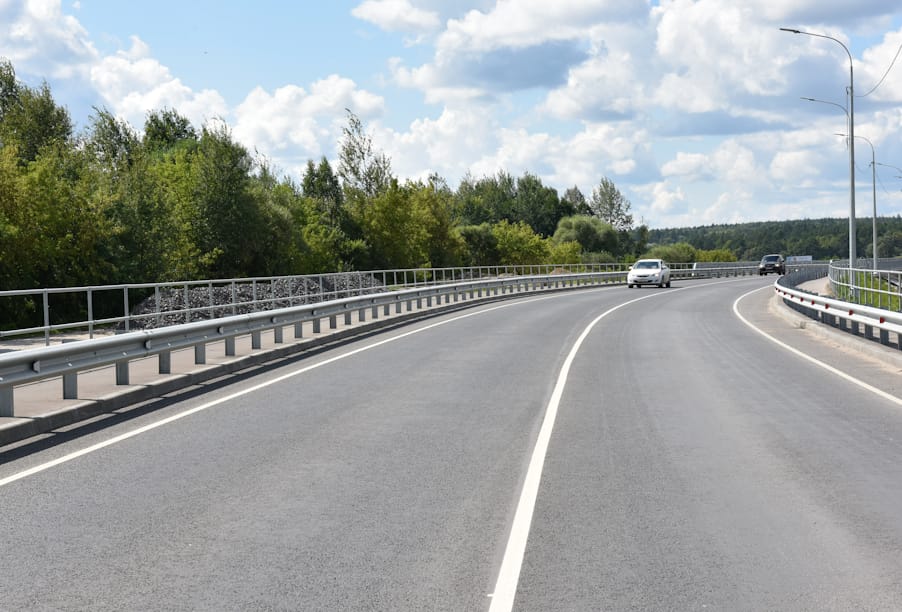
<box><xmin>123</xmin><ymin>274</ymin><xmax>384</xmax><ymax>330</ymax></box>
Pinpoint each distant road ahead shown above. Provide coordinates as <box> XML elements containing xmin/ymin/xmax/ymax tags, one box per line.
<box><xmin>2</xmin><ymin>277</ymin><xmax>902</xmax><ymax>611</ymax></box>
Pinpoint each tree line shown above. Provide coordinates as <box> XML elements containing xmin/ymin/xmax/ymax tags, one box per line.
<box><xmin>0</xmin><ymin>59</ymin><xmax>658</xmax><ymax>296</ymax></box>
<box><xmin>649</xmin><ymin>217</ymin><xmax>902</xmax><ymax>262</ymax></box>
<box><xmin>3</xmin><ymin>56</ymin><xmax>897</xmax><ymax>305</ymax></box>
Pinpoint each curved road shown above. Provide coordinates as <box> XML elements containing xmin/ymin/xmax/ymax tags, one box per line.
<box><xmin>2</xmin><ymin>277</ymin><xmax>902</xmax><ymax>610</ymax></box>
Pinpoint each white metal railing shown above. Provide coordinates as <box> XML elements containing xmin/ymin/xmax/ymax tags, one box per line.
<box><xmin>828</xmin><ymin>260</ymin><xmax>902</xmax><ymax>312</ymax></box>
<box><xmin>777</xmin><ymin>269</ymin><xmax>902</xmax><ymax>346</ymax></box>
<box><xmin>0</xmin><ymin>262</ymin><xmax>761</xmax><ymax>346</ymax></box>
<box><xmin>0</xmin><ymin>271</ymin><xmax>626</xmax><ymax>417</ymax></box>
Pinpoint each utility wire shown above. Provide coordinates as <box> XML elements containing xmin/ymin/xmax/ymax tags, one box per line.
<box><xmin>857</xmin><ymin>38</ymin><xmax>902</xmax><ymax>97</ymax></box>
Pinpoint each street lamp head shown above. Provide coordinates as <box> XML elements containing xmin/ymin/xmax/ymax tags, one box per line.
<box><xmin>780</xmin><ymin>27</ymin><xmax>802</xmax><ymax>34</ymax></box>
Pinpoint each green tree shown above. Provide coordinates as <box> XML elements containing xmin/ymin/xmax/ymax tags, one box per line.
<box><xmin>492</xmin><ymin>220</ymin><xmax>549</xmax><ymax>265</ymax></box>
<box><xmin>590</xmin><ymin>177</ymin><xmax>633</xmax><ymax>231</ymax></box>
<box><xmin>513</xmin><ymin>172</ymin><xmax>566</xmax><ymax>237</ymax></box>
<box><xmin>190</xmin><ymin>123</ymin><xmax>262</xmax><ymax>277</ymax></box>
<box><xmin>361</xmin><ymin>179</ymin><xmax>428</xmax><ymax>269</ymax></box>
<box><xmin>643</xmin><ymin>242</ymin><xmax>697</xmax><ymax>263</ymax></box>
<box><xmin>409</xmin><ymin>178</ymin><xmax>466</xmax><ymax>267</ymax></box>
<box><xmin>552</xmin><ymin>215</ymin><xmax>618</xmax><ymax>254</ymax></box>
<box><xmin>302</xmin><ymin>156</ymin><xmax>344</xmax><ymax>228</ymax></box>
<box><xmin>143</xmin><ymin>108</ymin><xmax>197</xmax><ymax>153</ymax></box>
<box><xmin>0</xmin><ymin>60</ymin><xmax>73</xmax><ymax>166</ymax></box>
<box><xmin>562</xmin><ymin>186</ymin><xmax>591</xmax><ymax>216</ymax></box>
<box><xmin>458</xmin><ymin>223</ymin><xmax>499</xmax><ymax>266</ymax></box>
<box><xmin>549</xmin><ymin>240</ymin><xmax>582</xmax><ymax>264</ymax></box>
<box><xmin>338</xmin><ymin>109</ymin><xmax>392</xmax><ymax>200</ymax></box>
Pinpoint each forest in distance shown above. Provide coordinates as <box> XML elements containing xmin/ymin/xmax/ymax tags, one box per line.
<box><xmin>1</xmin><ymin>57</ymin><xmax>899</xmax><ymax>304</ymax></box>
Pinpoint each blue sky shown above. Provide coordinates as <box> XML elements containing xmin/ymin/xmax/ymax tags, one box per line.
<box><xmin>2</xmin><ymin>0</ymin><xmax>902</xmax><ymax>229</ymax></box>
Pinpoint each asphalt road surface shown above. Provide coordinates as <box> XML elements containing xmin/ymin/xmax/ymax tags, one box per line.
<box><xmin>2</xmin><ymin>276</ymin><xmax>902</xmax><ymax>611</ymax></box>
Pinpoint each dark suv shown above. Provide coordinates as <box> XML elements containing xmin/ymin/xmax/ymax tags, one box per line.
<box><xmin>758</xmin><ymin>253</ymin><xmax>785</xmax><ymax>275</ymax></box>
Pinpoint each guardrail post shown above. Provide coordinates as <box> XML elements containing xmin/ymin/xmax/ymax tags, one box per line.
<box><xmin>43</xmin><ymin>291</ymin><xmax>50</xmax><ymax>346</ymax></box>
<box><xmin>252</xmin><ymin>330</ymin><xmax>262</xmax><ymax>350</ymax></box>
<box><xmin>344</xmin><ymin>311</ymin><xmax>352</xmax><ymax>325</ymax></box>
<box><xmin>358</xmin><ymin>308</ymin><xmax>366</xmax><ymax>323</ymax></box>
<box><xmin>159</xmin><ymin>350</ymin><xmax>171</xmax><ymax>374</ymax></box>
<box><xmin>63</xmin><ymin>372</ymin><xmax>77</xmax><ymax>399</ymax></box>
<box><xmin>294</xmin><ymin>322</ymin><xmax>303</xmax><ymax>338</ymax></box>
<box><xmin>225</xmin><ymin>337</ymin><xmax>237</xmax><ymax>356</ymax></box>
<box><xmin>329</xmin><ymin>315</ymin><xmax>338</xmax><ymax>329</ymax></box>
<box><xmin>195</xmin><ymin>343</ymin><xmax>206</xmax><ymax>364</ymax></box>
<box><xmin>880</xmin><ymin>329</ymin><xmax>889</xmax><ymax>346</ymax></box>
<box><xmin>274</xmin><ymin>325</ymin><xmax>284</xmax><ymax>344</ymax></box>
<box><xmin>116</xmin><ymin>360</ymin><xmax>129</xmax><ymax>385</ymax></box>
<box><xmin>0</xmin><ymin>387</ymin><xmax>13</xmax><ymax>417</ymax></box>
<box><xmin>371</xmin><ymin>305</ymin><xmax>379</xmax><ymax>319</ymax></box>
<box><xmin>313</xmin><ymin>318</ymin><xmax>321</xmax><ymax>333</ymax></box>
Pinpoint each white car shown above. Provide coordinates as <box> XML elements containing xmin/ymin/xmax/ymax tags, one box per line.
<box><xmin>627</xmin><ymin>258</ymin><xmax>671</xmax><ymax>288</ymax></box>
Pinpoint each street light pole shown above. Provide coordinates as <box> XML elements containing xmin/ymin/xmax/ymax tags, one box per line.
<box><xmin>782</xmin><ymin>27</ymin><xmax>857</xmax><ymax>266</ymax></box>
<box><xmin>834</xmin><ymin>133</ymin><xmax>877</xmax><ymax>268</ymax></box>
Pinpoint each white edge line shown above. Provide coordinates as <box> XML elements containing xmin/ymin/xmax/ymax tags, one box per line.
<box><xmin>0</xmin><ymin>293</ymin><xmax>571</xmax><ymax>489</ymax></box>
<box><xmin>733</xmin><ymin>287</ymin><xmax>902</xmax><ymax>408</ymax></box>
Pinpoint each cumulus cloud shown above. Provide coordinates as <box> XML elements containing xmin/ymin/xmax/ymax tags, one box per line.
<box><xmin>89</xmin><ymin>36</ymin><xmax>228</xmax><ymax>130</ymax></box>
<box><xmin>5</xmin><ymin>0</ymin><xmax>902</xmax><ymax>228</ymax></box>
<box><xmin>231</xmin><ymin>75</ymin><xmax>385</xmax><ymax>173</ymax></box>
<box><xmin>352</xmin><ymin>0</ymin><xmax>441</xmax><ymax>33</ymax></box>
<box><xmin>0</xmin><ymin>0</ymin><xmax>97</xmax><ymax>79</ymax></box>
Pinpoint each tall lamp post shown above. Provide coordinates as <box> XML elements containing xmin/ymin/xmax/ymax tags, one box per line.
<box><xmin>782</xmin><ymin>27</ymin><xmax>857</xmax><ymax>266</ymax></box>
<box><xmin>836</xmin><ymin>133</ymin><xmax>877</xmax><ymax>269</ymax></box>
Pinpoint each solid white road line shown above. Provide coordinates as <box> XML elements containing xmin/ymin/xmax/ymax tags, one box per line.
<box><xmin>734</xmin><ymin>287</ymin><xmax>902</xmax><ymax>408</ymax></box>
<box><xmin>0</xmin><ymin>293</ymin><xmax>566</xmax><ymax>489</ymax></box>
<box><xmin>488</xmin><ymin>290</ymin><xmax>669</xmax><ymax>611</ymax></box>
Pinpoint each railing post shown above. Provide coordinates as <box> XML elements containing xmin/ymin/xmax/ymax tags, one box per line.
<box><xmin>123</xmin><ymin>287</ymin><xmax>130</xmax><ymax>332</ymax></box>
<box><xmin>252</xmin><ymin>330</ymin><xmax>262</xmax><ymax>350</ymax></box>
<box><xmin>43</xmin><ymin>291</ymin><xmax>50</xmax><ymax>346</ymax></box>
<box><xmin>116</xmin><ymin>360</ymin><xmax>129</xmax><ymax>385</ymax></box>
<box><xmin>63</xmin><ymin>372</ymin><xmax>78</xmax><ymax>399</ymax></box>
<box><xmin>225</xmin><ymin>336</ymin><xmax>236</xmax><ymax>356</ymax></box>
<box><xmin>88</xmin><ymin>289</ymin><xmax>94</xmax><ymax>339</ymax></box>
<box><xmin>159</xmin><ymin>350</ymin><xmax>171</xmax><ymax>374</ymax></box>
<box><xmin>0</xmin><ymin>387</ymin><xmax>13</xmax><ymax>417</ymax></box>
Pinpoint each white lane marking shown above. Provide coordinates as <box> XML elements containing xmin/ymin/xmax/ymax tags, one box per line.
<box><xmin>488</xmin><ymin>290</ymin><xmax>667</xmax><ymax>612</ymax></box>
<box><xmin>733</xmin><ymin>287</ymin><xmax>902</xmax><ymax>407</ymax></box>
<box><xmin>0</xmin><ymin>291</ymin><xmax>581</xmax><ymax>489</ymax></box>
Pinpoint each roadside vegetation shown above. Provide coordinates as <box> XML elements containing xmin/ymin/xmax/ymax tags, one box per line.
<box><xmin>2</xmin><ymin>57</ymin><xmax>901</xmax><ymax>328</ymax></box>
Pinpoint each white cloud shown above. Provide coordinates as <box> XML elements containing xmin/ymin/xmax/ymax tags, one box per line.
<box><xmin>231</xmin><ymin>75</ymin><xmax>385</xmax><ymax>174</ymax></box>
<box><xmin>4</xmin><ymin>0</ymin><xmax>902</xmax><ymax>229</ymax></box>
<box><xmin>0</xmin><ymin>0</ymin><xmax>97</xmax><ymax>79</ymax></box>
<box><xmin>89</xmin><ymin>36</ymin><xmax>228</xmax><ymax>129</ymax></box>
<box><xmin>352</xmin><ymin>0</ymin><xmax>441</xmax><ymax>33</ymax></box>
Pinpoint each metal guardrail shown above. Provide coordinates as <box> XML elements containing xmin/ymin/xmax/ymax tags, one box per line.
<box><xmin>777</xmin><ymin>266</ymin><xmax>902</xmax><ymax>348</ymax></box>
<box><xmin>0</xmin><ymin>272</ymin><xmax>627</xmax><ymax>417</ymax></box>
<box><xmin>0</xmin><ymin>262</ymin><xmax>761</xmax><ymax>346</ymax></box>
<box><xmin>0</xmin><ymin>265</ymin><xmax>632</xmax><ymax>345</ymax></box>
